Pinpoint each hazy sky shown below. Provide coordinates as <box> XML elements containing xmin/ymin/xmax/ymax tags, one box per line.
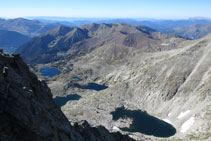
<box><xmin>0</xmin><ymin>0</ymin><xmax>211</xmax><ymax>19</ymax></box>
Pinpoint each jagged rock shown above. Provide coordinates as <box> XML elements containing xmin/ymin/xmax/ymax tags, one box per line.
<box><xmin>73</xmin><ymin>121</ymin><xmax>134</xmax><ymax>141</ymax></box>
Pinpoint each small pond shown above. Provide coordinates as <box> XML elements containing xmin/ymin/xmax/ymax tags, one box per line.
<box><xmin>40</xmin><ymin>66</ymin><xmax>62</xmax><ymax>77</ymax></box>
<box><xmin>110</xmin><ymin>107</ymin><xmax>176</xmax><ymax>138</ymax></box>
<box><xmin>54</xmin><ymin>94</ymin><xmax>81</xmax><ymax>107</ymax></box>
<box><xmin>81</xmin><ymin>83</ymin><xmax>108</xmax><ymax>91</ymax></box>
<box><xmin>72</xmin><ymin>76</ymin><xmax>83</xmax><ymax>81</ymax></box>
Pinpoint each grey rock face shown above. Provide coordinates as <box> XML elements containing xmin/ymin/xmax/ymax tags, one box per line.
<box><xmin>0</xmin><ymin>52</ymin><xmax>134</xmax><ymax>141</ymax></box>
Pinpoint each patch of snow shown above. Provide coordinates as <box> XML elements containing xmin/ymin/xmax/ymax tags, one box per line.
<box><xmin>113</xmin><ymin>71</ymin><xmax>121</xmax><ymax>82</ymax></box>
<box><xmin>180</xmin><ymin>117</ymin><xmax>194</xmax><ymax>133</ymax></box>
<box><xmin>161</xmin><ymin>43</ymin><xmax>169</xmax><ymax>46</ymax></box>
<box><xmin>129</xmin><ymin>135</ymin><xmax>134</xmax><ymax>138</ymax></box>
<box><xmin>112</xmin><ymin>126</ymin><xmax>120</xmax><ymax>132</ymax></box>
<box><xmin>168</xmin><ymin>113</ymin><xmax>172</xmax><ymax>117</ymax></box>
<box><xmin>122</xmin><ymin>74</ymin><xmax>130</xmax><ymax>81</ymax></box>
<box><xmin>177</xmin><ymin>110</ymin><xmax>190</xmax><ymax>119</ymax></box>
<box><xmin>163</xmin><ymin>119</ymin><xmax>172</xmax><ymax>124</ymax></box>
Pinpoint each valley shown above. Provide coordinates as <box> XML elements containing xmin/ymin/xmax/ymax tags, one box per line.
<box><xmin>15</xmin><ymin>22</ymin><xmax>211</xmax><ymax>140</ymax></box>
<box><xmin>50</xmin><ymin>35</ymin><xmax>211</xmax><ymax>140</ymax></box>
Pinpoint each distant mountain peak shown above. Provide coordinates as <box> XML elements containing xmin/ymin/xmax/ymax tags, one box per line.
<box><xmin>64</xmin><ymin>27</ymin><xmax>89</xmax><ymax>44</ymax></box>
<box><xmin>189</xmin><ymin>17</ymin><xmax>210</xmax><ymax>20</ymax></box>
<box><xmin>46</xmin><ymin>25</ymin><xmax>73</xmax><ymax>37</ymax></box>
<box><xmin>12</xmin><ymin>17</ymin><xmax>30</xmax><ymax>21</ymax></box>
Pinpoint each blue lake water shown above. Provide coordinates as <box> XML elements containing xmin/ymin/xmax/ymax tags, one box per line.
<box><xmin>110</xmin><ymin>107</ymin><xmax>176</xmax><ymax>137</ymax></box>
<box><xmin>82</xmin><ymin>83</ymin><xmax>108</xmax><ymax>91</ymax></box>
<box><xmin>72</xmin><ymin>76</ymin><xmax>83</xmax><ymax>81</ymax></box>
<box><xmin>54</xmin><ymin>94</ymin><xmax>81</xmax><ymax>107</ymax></box>
<box><xmin>40</xmin><ymin>66</ymin><xmax>62</xmax><ymax>77</ymax></box>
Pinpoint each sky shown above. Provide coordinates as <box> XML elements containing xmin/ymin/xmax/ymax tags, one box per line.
<box><xmin>0</xmin><ymin>0</ymin><xmax>211</xmax><ymax>19</ymax></box>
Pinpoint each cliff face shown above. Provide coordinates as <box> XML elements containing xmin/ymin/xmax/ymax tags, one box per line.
<box><xmin>0</xmin><ymin>51</ymin><xmax>133</xmax><ymax>141</ymax></box>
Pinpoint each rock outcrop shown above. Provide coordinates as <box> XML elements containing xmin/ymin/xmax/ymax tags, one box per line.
<box><xmin>0</xmin><ymin>51</ymin><xmax>134</xmax><ymax>141</ymax></box>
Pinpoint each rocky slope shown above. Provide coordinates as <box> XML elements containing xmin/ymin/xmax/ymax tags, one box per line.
<box><xmin>43</xmin><ymin>34</ymin><xmax>211</xmax><ymax>140</ymax></box>
<box><xmin>16</xmin><ymin>23</ymin><xmax>185</xmax><ymax>64</ymax></box>
<box><xmin>0</xmin><ymin>51</ymin><xmax>134</xmax><ymax>141</ymax></box>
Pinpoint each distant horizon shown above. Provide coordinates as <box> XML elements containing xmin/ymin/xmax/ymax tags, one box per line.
<box><xmin>3</xmin><ymin>16</ymin><xmax>211</xmax><ymax>21</ymax></box>
<box><xmin>1</xmin><ymin>0</ymin><xmax>211</xmax><ymax>19</ymax></box>
<box><xmin>0</xmin><ymin>16</ymin><xmax>210</xmax><ymax>21</ymax></box>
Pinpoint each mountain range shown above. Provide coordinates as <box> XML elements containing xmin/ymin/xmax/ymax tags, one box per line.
<box><xmin>16</xmin><ymin>23</ymin><xmax>185</xmax><ymax>64</ymax></box>
<box><xmin>166</xmin><ymin>23</ymin><xmax>211</xmax><ymax>39</ymax></box>
<box><xmin>27</xmin><ymin>16</ymin><xmax>211</xmax><ymax>38</ymax></box>
<box><xmin>1</xmin><ymin>17</ymin><xmax>211</xmax><ymax>45</ymax></box>
<box><xmin>0</xmin><ymin>18</ymin><xmax>60</xmax><ymax>37</ymax></box>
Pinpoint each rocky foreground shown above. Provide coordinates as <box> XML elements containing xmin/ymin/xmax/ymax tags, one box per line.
<box><xmin>0</xmin><ymin>51</ymin><xmax>134</xmax><ymax>140</ymax></box>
